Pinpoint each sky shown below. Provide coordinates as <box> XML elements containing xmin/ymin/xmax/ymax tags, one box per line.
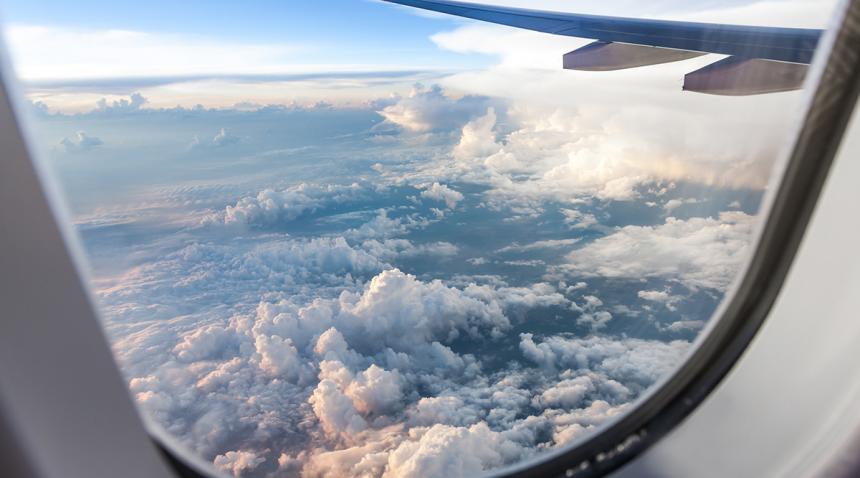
<box><xmin>1</xmin><ymin>1</ymin><xmax>486</xmax><ymax>83</ymax></box>
<box><xmin>0</xmin><ymin>0</ymin><xmax>837</xmax><ymax>108</ymax></box>
<box><xmin>0</xmin><ymin>1</ymin><xmax>840</xmax><ymax>477</ymax></box>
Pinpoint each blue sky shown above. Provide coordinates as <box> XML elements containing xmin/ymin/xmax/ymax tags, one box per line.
<box><xmin>0</xmin><ymin>0</ymin><xmax>491</xmax><ymax>78</ymax></box>
<box><xmin>0</xmin><ymin>0</ymin><xmax>450</xmax><ymax>42</ymax></box>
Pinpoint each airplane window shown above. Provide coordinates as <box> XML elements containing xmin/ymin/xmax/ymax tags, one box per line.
<box><xmin>0</xmin><ymin>0</ymin><xmax>840</xmax><ymax>476</ymax></box>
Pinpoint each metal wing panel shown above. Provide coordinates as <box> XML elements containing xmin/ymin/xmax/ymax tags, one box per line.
<box><xmin>683</xmin><ymin>57</ymin><xmax>809</xmax><ymax>95</ymax></box>
<box><xmin>383</xmin><ymin>0</ymin><xmax>823</xmax><ymax>64</ymax></box>
<box><xmin>564</xmin><ymin>42</ymin><xmax>706</xmax><ymax>71</ymax></box>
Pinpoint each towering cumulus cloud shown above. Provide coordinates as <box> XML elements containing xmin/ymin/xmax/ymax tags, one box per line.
<box><xmin>378</xmin><ymin>84</ymin><xmax>499</xmax><ymax>133</ymax></box>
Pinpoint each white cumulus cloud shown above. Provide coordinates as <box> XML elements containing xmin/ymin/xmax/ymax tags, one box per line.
<box><xmin>561</xmin><ymin>212</ymin><xmax>755</xmax><ymax>290</ymax></box>
<box><xmin>60</xmin><ymin>131</ymin><xmax>104</xmax><ymax>153</ymax></box>
<box><xmin>419</xmin><ymin>183</ymin><xmax>464</xmax><ymax>209</ymax></box>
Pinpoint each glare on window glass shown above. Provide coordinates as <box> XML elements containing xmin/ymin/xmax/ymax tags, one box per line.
<box><xmin>0</xmin><ymin>0</ymin><xmax>837</xmax><ymax>476</ymax></box>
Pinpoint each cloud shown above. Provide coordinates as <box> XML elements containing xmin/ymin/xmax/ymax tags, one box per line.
<box><xmin>663</xmin><ymin>197</ymin><xmax>700</xmax><ymax>213</ymax></box>
<box><xmin>419</xmin><ymin>183</ymin><xmax>464</xmax><ymax>209</ymax></box>
<box><xmin>532</xmin><ymin>376</ymin><xmax>596</xmax><ymax>409</ymax></box>
<box><xmin>5</xmin><ymin>24</ymin><xmax>302</xmax><ymax>81</ymax></box>
<box><xmin>374</xmin><ymin>9</ymin><xmax>817</xmax><ymax>209</ymax></box>
<box><xmin>566</xmin><ymin>282</ymin><xmax>588</xmax><ymax>292</ymax></box>
<box><xmin>560</xmin><ymin>209</ymin><xmax>598</xmax><ymax>230</ymax></box>
<box><xmin>345</xmin><ymin>210</ymin><xmax>431</xmax><ymax>241</ymax></box>
<box><xmin>311</xmin><ymin>360</ymin><xmax>406</xmax><ymax>432</ymax></box>
<box><xmin>664</xmin><ymin>320</ymin><xmax>707</xmax><ymax>333</ymax></box>
<box><xmin>453</xmin><ymin>108</ymin><xmax>501</xmax><ymax>161</ymax></box>
<box><xmin>255</xmin><ymin>334</ymin><xmax>304</xmax><ymax>379</ymax></box>
<box><xmin>41</xmin><ymin>43</ymin><xmax>786</xmax><ymax>475</ymax></box>
<box><xmin>407</xmin><ymin>396</ymin><xmax>480</xmax><ymax>427</ymax></box>
<box><xmin>60</xmin><ymin>131</ymin><xmax>104</xmax><ymax>152</ymax></box>
<box><xmin>247</xmin><ymin>237</ymin><xmax>383</xmax><ymax>278</ymax></box>
<box><xmin>378</xmin><ymin>84</ymin><xmax>498</xmax><ymax>133</ymax></box>
<box><xmin>638</xmin><ymin>289</ymin><xmax>684</xmax><ymax>311</ymax></box>
<box><xmin>361</xmin><ymin>239</ymin><xmax>459</xmax><ymax>261</ymax></box>
<box><xmin>173</xmin><ymin>325</ymin><xmax>238</xmax><ymax>362</ymax></box>
<box><xmin>496</xmin><ymin>238</ymin><xmax>580</xmax><ymax>254</ymax></box>
<box><xmin>76</xmin><ymin>165</ymin><xmax>720</xmax><ymax>475</ymax></box>
<box><xmin>96</xmin><ymin>235</ymin><xmax>387</xmax><ymax>333</ymax></box>
<box><xmin>314</xmin><ymin>328</ymin><xmax>364</xmax><ymax>367</ymax></box>
<box><xmin>383</xmin><ymin>423</ymin><xmax>523</xmax><ymax>478</ymax></box>
<box><xmin>543</xmin><ymin>400</ymin><xmax>628</xmax><ymax>446</ymax></box>
<box><xmin>344</xmin><ymin>364</ymin><xmax>405</xmax><ymax>416</ymax></box>
<box><xmin>504</xmin><ymin>259</ymin><xmax>545</xmax><ymax>267</ymax></box>
<box><xmin>251</xmin><ymin>328</ymin><xmax>686</xmax><ymax>476</ymax></box>
<box><xmin>310</xmin><ymin>375</ymin><xmax>370</xmax><ymax>440</ymax></box>
<box><xmin>561</xmin><ymin>212</ymin><xmax>755</xmax><ymax>290</ymax></box>
<box><xmin>577</xmin><ymin>310</ymin><xmax>613</xmax><ymax>332</ymax></box>
<box><xmin>107</xmin><ymin>223</ymin><xmax>662</xmax><ymax>476</ymax></box>
<box><xmin>213</xmin><ymin>450</ymin><xmax>265</xmax><ymax>476</ymax></box>
<box><xmin>95</xmin><ymin>92</ymin><xmax>148</xmax><ymax>113</ymax></box>
<box><xmin>387</xmin><ymin>89</ymin><xmax>783</xmax><ymax>214</ymax></box>
<box><xmin>519</xmin><ymin>334</ymin><xmax>689</xmax><ymax>388</ymax></box>
<box><xmin>190</xmin><ymin>128</ymin><xmax>242</xmax><ymax>150</ymax></box>
<box><xmin>208</xmin><ymin>183</ymin><xmax>368</xmax><ymax>227</ymax></box>
<box><xmin>322</xmin><ymin>269</ymin><xmax>512</xmax><ymax>350</ymax></box>
<box><xmin>431</xmin><ymin>23</ymin><xmax>573</xmax><ymax>71</ymax></box>
<box><xmin>574</xmin><ymin>295</ymin><xmax>613</xmax><ymax>332</ymax></box>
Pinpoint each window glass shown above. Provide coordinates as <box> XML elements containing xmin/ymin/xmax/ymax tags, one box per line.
<box><xmin>0</xmin><ymin>1</ymin><xmax>837</xmax><ymax>476</ymax></box>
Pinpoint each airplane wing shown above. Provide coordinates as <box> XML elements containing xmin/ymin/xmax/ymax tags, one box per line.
<box><xmin>382</xmin><ymin>0</ymin><xmax>824</xmax><ymax>95</ymax></box>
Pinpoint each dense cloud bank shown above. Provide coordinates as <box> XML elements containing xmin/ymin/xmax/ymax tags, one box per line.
<box><xmin>125</xmin><ymin>264</ymin><xmax>689</xmax><ymax>478</ymax></box>
<box><xmin>35</xmin><ymin>68</ymin><xmax>781</xmax><ymax>476</ymax></box>
<box><xmin>103</xmin><ymin>186</ymin><xmax>743</xmax><ymax>477</ymax></box>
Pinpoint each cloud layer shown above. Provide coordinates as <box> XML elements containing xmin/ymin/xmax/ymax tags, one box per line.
<box><xmin>57</xmin><ymin>84</ymin><xmax>768</xmax><ymax>476</ymax></box>
<box><xmin>16</xmin><ymin>5</ymin><xmax>802</xmax><ymax>467</ymax></box>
